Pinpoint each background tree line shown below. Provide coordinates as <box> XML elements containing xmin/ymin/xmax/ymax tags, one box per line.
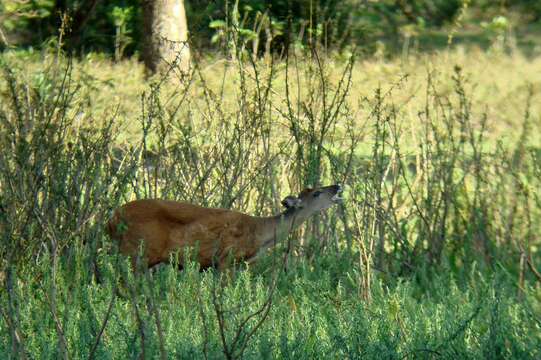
<box><xmin>1</xmin><ymin>0</ymin><xmax>540</xmax><ymax>58</ymax></box>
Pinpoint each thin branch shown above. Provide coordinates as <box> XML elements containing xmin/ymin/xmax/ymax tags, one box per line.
<box><xmin>88</xmin><ymin>283</ymin><xmax>117</xmax><ymax>360</ymax></box>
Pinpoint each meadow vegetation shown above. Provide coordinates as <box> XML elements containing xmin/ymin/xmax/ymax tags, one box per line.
<box><xmin>1</xmin><ymin>42</ymin><xmax>541</xmax><ymax>358</ymax></box>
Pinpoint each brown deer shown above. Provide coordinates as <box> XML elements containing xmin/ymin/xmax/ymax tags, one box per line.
<box><xmin>107</xmin><ymin>185</ymin><xmax>342</xmax><ymax>270</ymax></box>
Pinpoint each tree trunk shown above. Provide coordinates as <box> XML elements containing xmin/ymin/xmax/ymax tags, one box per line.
<box><xmin>142</xmin><ymin>0</ymin><xmax>190</xmax><ymax>76</ymax></box>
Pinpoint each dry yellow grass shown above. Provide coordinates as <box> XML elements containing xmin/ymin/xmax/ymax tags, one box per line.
<box><xmin>2</xmin><ymin>46</ymin><xmax>540</xmax><ymax>148</ymax></box>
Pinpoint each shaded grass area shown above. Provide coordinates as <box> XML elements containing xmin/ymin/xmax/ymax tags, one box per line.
<box><xmin>1</xmin><ymin>47</ymin><xmax>540</xmax><ymax>358</ymax></box>
<box><xmin>415</xmin><ymin>23</ymin><xmax>541</xmax><ymax>57</ymax></box>
<box><xmin>1</xmin><ymin>254</ymin><xmax>540</xmax><ymax>359</ymax></box>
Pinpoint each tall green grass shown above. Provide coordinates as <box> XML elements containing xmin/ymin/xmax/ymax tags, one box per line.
<box><xmin>0</xmin><ymin>47</ymin><xmax>540</xmax><ymax>358</ymax></box>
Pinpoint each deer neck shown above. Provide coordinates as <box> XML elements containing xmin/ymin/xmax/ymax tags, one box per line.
<box><xmin>255</xmin><ymin>208</ymin><xmax>312</xmax><ymax>250</ymax></box>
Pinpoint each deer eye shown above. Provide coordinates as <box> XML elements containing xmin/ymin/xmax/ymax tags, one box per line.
<box><xmin>313</xmin><ymin>191</ymin><xmax>322</xmax><ymax>197</ymax></box>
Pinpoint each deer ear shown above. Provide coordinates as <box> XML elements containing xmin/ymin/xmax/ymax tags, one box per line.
<box><xmin>281</xmin><ymin>196</ymin><xmax>302</xmax><ymax>209</ymax></box>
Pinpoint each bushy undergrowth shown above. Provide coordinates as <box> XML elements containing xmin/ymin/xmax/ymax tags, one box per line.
<box><xmin>0</xmin><ymin>48</ymin><xmax>540</xmax><ymax>358</ymax></box>
<box><xmin>2</xmin><ymin>254</ymin><xmax>541</xmax><ymax>359</ymax></box>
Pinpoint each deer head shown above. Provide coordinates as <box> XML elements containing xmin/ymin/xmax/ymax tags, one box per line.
<box><xmin>281</xmin><ymin>184</ymin><xmax>343</xmax><ymax>217</ymax></box>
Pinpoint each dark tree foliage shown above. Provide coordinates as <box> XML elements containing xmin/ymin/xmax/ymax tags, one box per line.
<box><xmin>1</xmin><ymin>0</ymin><xmax>539</xmax><ymax>55</ymax></box>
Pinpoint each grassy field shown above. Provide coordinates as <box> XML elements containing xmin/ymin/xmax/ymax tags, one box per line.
<box><xmin>1</xmin><ymin>44</ymin><xmax>541</xmax><ymax>359</ymax></box>
<box><xmin>2</xmin><ymin>45</ymin><xmax>541</xmax><ymax>148</ymax></box>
